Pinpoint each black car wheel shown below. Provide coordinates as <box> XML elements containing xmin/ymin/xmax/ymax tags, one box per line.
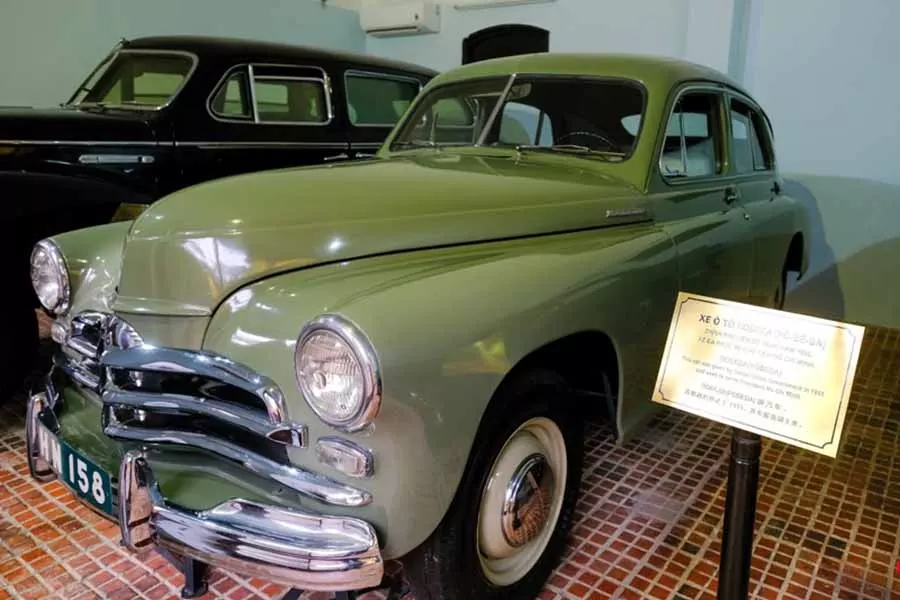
<box><xmin>404</xmin><ymin>368</ymin><xmax>583</xmax><ymax>599</ymax></box>
<box><xmin>0</xmin><ymin>299</ymin><xmax>39</xmax><ymax>404</ymax></box>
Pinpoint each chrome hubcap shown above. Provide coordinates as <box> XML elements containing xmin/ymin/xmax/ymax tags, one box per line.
<box><xmin>501</xmin><ymin>453</ymin><xmax>555</xmax><ymax>548</ymax></box>
<box><xmin>476</xmin><ymin>417</ymin><xmax>567</xmax><ymax>587</ymax></box>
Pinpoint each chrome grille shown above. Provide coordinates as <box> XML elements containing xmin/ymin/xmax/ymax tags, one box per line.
<box><xmin>55</xmin><ymin>310</ymin><xmax>372</xmax><ymax>508</ymax></box>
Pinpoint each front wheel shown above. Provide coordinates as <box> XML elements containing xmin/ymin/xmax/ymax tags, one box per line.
<box><xmin>404</xmin><ymin>369</ymin><xmax>583</xmax><ymax>599</ymax></box>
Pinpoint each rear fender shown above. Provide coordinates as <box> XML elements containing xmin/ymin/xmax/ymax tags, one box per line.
<box><xmin>202</xmin><ymin>223</ymin><xmax>679</xmax><ymax>558</ymax></box>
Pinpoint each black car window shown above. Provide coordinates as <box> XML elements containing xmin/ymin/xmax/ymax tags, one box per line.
<box><xmin>660</xmin><ymin>91</ymin><xmax>723</xmax><ymax>178</ymax></box>
<box><xmin>253</xmin><ymin>77</ymin><xmax>329</xmax><ymax>124</ymax></box>
<box><xmin>76</xmin><ymin>52</ymin><xmax>194</xmax><ymax>108</ymax></box>
<box><xmin>346</xmin><ymin>72</ymin><xmax>420</xmax><ymax>126</ymax></box>
<box><xmin>210</xmin><ymin>71</ymin><xmax>252</xmax><ymax>119</ymax></box>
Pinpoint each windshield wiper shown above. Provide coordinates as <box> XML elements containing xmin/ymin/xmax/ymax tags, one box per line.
<box><xmin>514</xmin><ymin>144</ymin><xmax>614</xmax><ymax>161</ymax></box>
<box><xmin>392</xmin><ymin>139</ymin><xmax>441</xmax><ymax>150</ymax></box>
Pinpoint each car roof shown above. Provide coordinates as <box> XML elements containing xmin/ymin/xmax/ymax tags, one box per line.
<box><xmin>121</xmin><ymin>35</ymin><xmax>438</xmax><ymax>77</ymax></box>
<box><xmin>427</xmin><ymin>52</ymin><xmax>750</xmax><ymax>97</ymax></box>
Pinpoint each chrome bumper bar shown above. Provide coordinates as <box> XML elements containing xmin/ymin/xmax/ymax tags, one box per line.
<box><xmin>26</xmin><ymin>390</ymin><xmax>384</xmax><ymax>592</ymax></box>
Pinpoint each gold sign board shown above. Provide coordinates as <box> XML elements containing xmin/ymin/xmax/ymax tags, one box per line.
<box><xmin>652</xmin><ymin>292</ymin><xmax>865</xmax><ymax>458</ymax></box>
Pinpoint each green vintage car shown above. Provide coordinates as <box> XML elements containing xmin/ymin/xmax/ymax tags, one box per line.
<box><xmin>25</xmin><ymin>53</ymin><xmax>808</xmax><ymax>599</ymax></box>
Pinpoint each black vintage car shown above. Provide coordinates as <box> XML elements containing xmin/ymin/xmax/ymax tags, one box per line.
<box><xmin>2</xmin><ymin>35</ymin><xmax>436</xmax><ymax>400</ymax></box>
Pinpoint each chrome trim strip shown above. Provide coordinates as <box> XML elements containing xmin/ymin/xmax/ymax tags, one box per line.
<box><xmin>67</xmin><ymin>49</ymin><xmax>200</xmax><ymax>112</ymax></box>
<box><xmin>0</xmin><ymin>139</ymin><xmax>162</xmax><ymax>147</ymax></box>
<box><xmin>119</xmin><ymin>450</ymin><xmax>383</xmax><ymax>591</ymax></box>
<box><xmin>105</xmin><ymin>423</ymin><xmax>371</xmax><ymax>507</ymax></box>
<box><xmin>102</xmin><ymin>346</ymin><xmax>288</xmax><ymax>424</ymax></box>
<box><xmin>173</xmin><ymin>140</ymin><xmax>347</xmax><ymax>149</ymax></box>
<box><xmin>344</xmin><ymin>69</ymin><xmax>423</xmax><ymax>128</ymax></box>
<box><xmin>295</xmin><ymin>314</ymin><xmax>382</xmax><ymax>433</ymax></box>
<box><xmin>101</xmin><ymin>388</ymin><xmax>306</xmax><ymax>445</ymax></box>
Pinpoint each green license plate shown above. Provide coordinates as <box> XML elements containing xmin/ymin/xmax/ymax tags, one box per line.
<box><xmin>36</xmin><ymin>424</ymin><xmax>114</xmax><ymax>516</ymax></box>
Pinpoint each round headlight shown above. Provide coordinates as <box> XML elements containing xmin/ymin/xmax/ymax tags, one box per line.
<box><xmin>30</xmin><ymin>239</ymin><xmax>70</xmax><ymax>315</ymax></box>
<box><xmin>294</xmin><ymin>314</ymin><xmax>381</xmax><ymax>431</ymax></box>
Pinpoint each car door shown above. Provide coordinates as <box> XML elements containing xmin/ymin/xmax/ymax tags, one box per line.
<box><xmin>174</xmin><ymin>62</ymin><xmax>349</xmax><ymax>188</ymax></box>
<box><xmin>727</xmin><ymin>94</ymin><xmax>795</xmax><ymax>305</ymax></box>
<box><xmin>342</xmin><ymin>68</ymin><xmax>425</xmax><ymax>159</ymax></box>
<box><xmin>648</xmin><ymin>85</ymin><xmax>755</xmax><ymax>303</ymax></box>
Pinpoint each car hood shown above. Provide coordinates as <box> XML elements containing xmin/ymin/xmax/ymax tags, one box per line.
<box><xmin>113</xmin><ymin>150</ymin><xmax>648</xmax><ymax>316</ymax></box>
<box><xmin>0</xmin><ymin>106</ymin><xmax>156</xmax><ymax>142</ymax></box>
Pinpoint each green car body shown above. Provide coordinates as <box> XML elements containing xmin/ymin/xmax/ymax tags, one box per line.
<box><xmin>27</xmin><ymin>53</ymin><xmax>808</xmax><ymax>596</ymax></box>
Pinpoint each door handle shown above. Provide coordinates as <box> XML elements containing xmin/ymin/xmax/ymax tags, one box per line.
<box><xmin>723</xmin><ymin>186</ymin><xmax>740</xmax><ymax>205</ymax></box>
<box><xmin>323</xmin><ymin>153</ymin><xmax>349</xmax><ymax>162</ymax></box>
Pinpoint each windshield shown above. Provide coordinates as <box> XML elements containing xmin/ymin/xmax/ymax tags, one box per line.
<box><xmin>68</xmin><ymin>51</ymin><xmax>195</xmax><ymax>109</ymax></box>
<box><xmin>389</xmin><ymin>75</ymin><xmax>646</xmax><ymax>161</ymax></box>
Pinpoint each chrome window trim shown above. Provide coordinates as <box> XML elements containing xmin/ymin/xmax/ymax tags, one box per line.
<box><xmin>206</xmin><ymin>62</ymin><xmax>333</xmax><ymax>127</ymax></box>
<box><xmin>294</xmin><ymin>314</ymin><xmax>382</xmax><ymax>433</ymax></box>
<box><xmin>206</xmin><ymin>65</ymin><xmax>254</xmax><ymax>123</ymax></box>
<box><xmin>68</xmin><ymin>49</ymin><xmax>199</xmax><ymax>112</ymax></box>
<box><xmin>344</xmin><ymin>69</ymin><xmax>424</xmax><ymax>129</ymax></box>
<box><xmin>656</xmin><ymin>83</ymin><xmax>729</xmax><ymax>186</ymax></box>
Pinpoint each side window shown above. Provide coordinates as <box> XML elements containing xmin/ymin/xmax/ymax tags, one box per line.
<box><xmin>254</xmin><ymin>77</ymin><xmax>328</xmax><ymax>124</ymax></box>
<box><xmin>210</xmin><ymin>71</ymin><xmax>251</xmax><ymax>119</ymax></box>
<box><xmin>346</xmin><ymin>72</ymin><xmax>420</xmax><ymax>126</ymax></box>
<box><xmin>730</xmin><ymin>98</ymin><xmax>774</xmax><ymax>173</ymax></box>
<box><xmin>499</xmin><ymin>102</ymin><xmax>553</xmax><ymax>146</ymax></box>
<box><xmin>660</xmin><ymin>91</ymin><xmax>722</xmax><ymax>179</ymax></box>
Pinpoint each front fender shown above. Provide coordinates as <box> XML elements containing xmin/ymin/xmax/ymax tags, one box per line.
<box><xmin>50</xmin><ymin>220</ymin><xmax>132</xmax><ymax>316</ymax></box>
<box><xmin>203</xmin><ymin>223</ymin><xmax>678</xmax><ymax>558</ymax></box>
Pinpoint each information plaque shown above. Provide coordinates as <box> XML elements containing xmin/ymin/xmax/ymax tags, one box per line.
<box><xmin>652</xmin><ymin>292</ymin><xmax>865</xmax><ymax>458</ymax></box>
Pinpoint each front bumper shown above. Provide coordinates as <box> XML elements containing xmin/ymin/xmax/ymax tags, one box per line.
<box><xmin>26</xmin><ymin>389</ymin><xmax>384</xmax><ymax>592</ymax></box>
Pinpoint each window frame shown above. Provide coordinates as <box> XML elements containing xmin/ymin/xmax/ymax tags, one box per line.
<box><xmin>386</xmin><ymin>73</ymin><xmax>649</xmax><ymax>160</ymax></box>
<box><xmin>206</xmin><ymin>63</ymin><xmax>334</xmax><ymax>127</ymax></box>
<box><xmin>67</xmin><ymin>48</ymin><xmax>199</xmax><ymax>111</ymax></box>
<box><xmin>727</xmin><ymin>92</ymin><xmax>776</xmax><ymax>174</ymax></box>
<box><xmin>343</xmin><ymin>69</ymin><xmax>424</xmax><ymax>129</ymax></box>
<box><xmin>656</xmin><ymin>84</ymin><xmax>728</xmax><ymax>185</ymax></box>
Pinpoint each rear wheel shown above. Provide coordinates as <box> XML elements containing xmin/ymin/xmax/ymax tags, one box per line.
<box><xmin>404</xmin><ymin>369</ymin><xmax>583</xmax><ymax>599</ymax></box>
<box><xmin>0</xmin><ymin>297</ymin><xmax>39</xmax><ymax>404</ymax></box>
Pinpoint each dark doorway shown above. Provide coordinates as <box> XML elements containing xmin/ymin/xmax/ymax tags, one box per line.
<box><xmin>462</xmin><ymin>24</ymin><xmax>549</xmax><ymax>65</ymax></box>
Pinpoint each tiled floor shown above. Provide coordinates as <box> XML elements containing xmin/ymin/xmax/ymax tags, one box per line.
<box><xmin>1</xmin><ymin>325</ymin><xmax>899</xmax><ymax>599</ymax></box>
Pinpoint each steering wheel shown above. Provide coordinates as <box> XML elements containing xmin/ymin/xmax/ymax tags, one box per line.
<box><xmin>554</xmin><ymin>130</ymin><xmax>621</xmax><ymax>152</ymax></box>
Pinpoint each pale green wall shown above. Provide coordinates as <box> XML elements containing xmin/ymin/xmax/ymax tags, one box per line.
<box><xmin>0</xmin><ymin>0</ymin><xmax>365</xmax><ymax>107</ymax></box>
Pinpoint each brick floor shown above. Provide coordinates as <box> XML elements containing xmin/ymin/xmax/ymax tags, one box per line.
<box><xmin>1</xmin><ymin>325</ymin><xmax>899</xmax><ymax>599</ymax></box>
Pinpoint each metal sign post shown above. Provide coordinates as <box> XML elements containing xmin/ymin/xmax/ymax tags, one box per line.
<box><xmin>651</xmin><ymin>292</ymin><xmax>865</xmax><ymax>600</ymax></box>
<box><xmin>716</xmin><ymin>428</ymin><xmax>761</xmax><ymax>600</ymax></box>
